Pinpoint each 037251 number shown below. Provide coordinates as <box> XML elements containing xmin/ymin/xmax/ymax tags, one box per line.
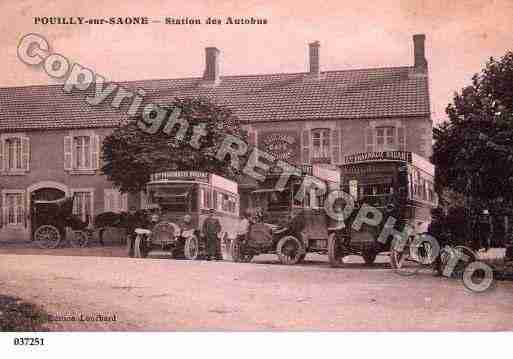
<box><xmin>13</xmin><ymin>337</ymin><xmax>45</xmax><ymax>346</ymax></box>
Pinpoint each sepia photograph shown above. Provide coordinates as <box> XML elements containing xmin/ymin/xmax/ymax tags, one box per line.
<box><xmin>0</xmin><ymin>0</ymin><xmax>512</xmax><ymax>357</ymax></box>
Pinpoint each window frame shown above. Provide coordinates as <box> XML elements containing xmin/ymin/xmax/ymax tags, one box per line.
<box><xmin>0</xmin><ymin>133</ymin><xmax>30</xmax><ymax>174</ymax></box>
<box><xmin>311</xmin><ymin>128</ymin><xmax>331</xmax><ymax>162</ymax></box>
<box><xmin>1</xmin><ymin>190</ymin><xmax>26</xmax><ymax>227</ymax></box>
<box><xmin>375</xmin><ymin>126</ymin><xmax>397</xmax><ymax>151</ymax></box>
<box><xmin>71</xmin><ymin>188</ymin><xmax>94</xmax><ymax>224</ymax></box>
<box><xmin>64</xmin><ymin>132</ymin><xmax>100</xmax><ymax>174</ymax></box>
<box><xmin>104</xmin><ymin>188</ymin><xmax>128</xmax><ymax>213</ymax></box>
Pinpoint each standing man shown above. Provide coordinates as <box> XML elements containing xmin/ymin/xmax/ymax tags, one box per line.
<box><xmin>202</xmin><ymin>208</ymin><xmax>222</xmax><ymax>261</ymax></box>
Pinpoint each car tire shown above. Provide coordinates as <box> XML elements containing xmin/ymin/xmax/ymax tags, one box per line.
<box><xmin>184</xmin><ymin>236</ymin><xmax>199</xmax><ymax>260</ymax></box>
<box><xmin>276</xmin><ymin>235</ymin><xmax>305</xmax><ymax>265</ymax></box>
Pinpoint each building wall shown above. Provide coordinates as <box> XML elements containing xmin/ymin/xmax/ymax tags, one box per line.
<box><xmin>246</xmin><ymin>116</ymin><xmax>432</xmax><ymax>165</ymax></box>
<box><xmin>0</xmin><ymin>127</ymin><xmax>139</xmax><ymax>241</ymax></box>
<box><xmin>0</xmin><ymin>115</ymin><xmax>432</xmax><ymax>241</ymax></box>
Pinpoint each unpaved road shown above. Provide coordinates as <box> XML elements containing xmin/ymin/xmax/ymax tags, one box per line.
<box><xmin>1</xmin><ymin>253</ymin><xmax>512</xmax><ymax>331</ymax></box>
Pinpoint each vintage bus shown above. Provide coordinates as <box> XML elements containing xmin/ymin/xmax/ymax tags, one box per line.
<box><xmin>129</xmin><ymin>170</ymin><xmax>240</xmax><ymax>259</ymax></box>
<box><xmin>233</xmin><ymin>164</ymin><xmax>343</xmax><ymax>265</ymax></box>
<box><xmin>328</xmin><ymin>151</ymin><xmax>437</xmax><ymax>267</ymax></box>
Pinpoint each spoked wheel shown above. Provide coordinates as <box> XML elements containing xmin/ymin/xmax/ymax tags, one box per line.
<box><xmin>133</xmin><ymin>234</ymin><xmax>148</xmax><ymax>258</ymax></box>
<box><xmin>70</xmin><ymin>230</ymin><xmax>89</xmax><ymax>248</ymax></box>
<box><xmin>231</xmin><ymin>237</ymin><xmax>253</xmax><ymax>263</ymax></box>
<box><xmin>184</xmin><ymin>236</ymin><xmax>200</xmax><ymax>260</ymax></box>
<box><xmin>328</xmin><ymin>233</ymin><xmax>345</xmax><ymax>268</ymax></box>
<box><xmin>390</xmin><ymin>247</ymin><xmax>415</xmax><ymax>274</ymax></box>
<box><xmin>362</xmin><ymin>250</ymin><xmax>377</xmax><ymax>265</ymax></box>
<box><xmin>439</xmin><ymin>245</ymin><xmax>477</xmax><ymax>278</ymax></box>
<box><xmin>276</xmin><ymin>235</ymin><xmax>305</xmax><ymax>265</ymax></box>
<box><xmin>34</xmin><ymin>225</ymin><xmax>61</xmax><ymax>249</ymax></box>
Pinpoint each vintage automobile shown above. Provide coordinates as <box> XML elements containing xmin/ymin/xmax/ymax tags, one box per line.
<box><xmin>31</xmin><ymin>196</ymin><xmax>89</xmax><ymax>248</ymax></box>
<box><xmin>232</xmin><ymin>164</ymin><xmax>342</xmax><ymax>265</ymax></box>
<box><xmin>128</xmin><ymin>170</ymin><xmax>240</xmax><ymax>259</ymax></box>
<box><xmin>329</xmin><ymin>151</ymin><xmax>438</xmax><ymax>267</ymax></box>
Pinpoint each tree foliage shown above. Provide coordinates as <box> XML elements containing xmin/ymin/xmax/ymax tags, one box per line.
<box><xmin>432</xmin><ymin>51</ymin><xmax>513</xmax><ymax>206</ymax></box>
<box><xmin>102</xmin><ymin>97</ymin><xmax>248</xmax><ymax>193</ymax></box>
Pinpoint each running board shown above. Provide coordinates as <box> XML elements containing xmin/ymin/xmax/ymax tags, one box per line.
<box><xmin>147</xmin><ymin>250</ymin><xmax>174</xmax><ymax>258</ymax></box>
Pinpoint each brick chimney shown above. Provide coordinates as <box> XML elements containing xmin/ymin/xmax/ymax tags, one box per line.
<box><xmin>413</xmin><ymin>34</ymin><xmax>427</xmax><ymax>72</ymax></box>
<box><xmin>309</xmin><ymin>41</ymin><xmax>320</xmax><ymax>76</ymax></box>
<box><xmin>203</xmin><ymin>47</ymin><xmax>220</xmax><ymax>84</ymax></box>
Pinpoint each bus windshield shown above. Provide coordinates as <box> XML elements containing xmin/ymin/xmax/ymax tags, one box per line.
<box><xmin>147</xmin><ymin>184</ymin><xmax>195</xmax><ymax>212</ymax></box>
<box><xmin>251</xmin><ymin>188</ymin><xmax>291</xmax><ymax>212</ymax></box>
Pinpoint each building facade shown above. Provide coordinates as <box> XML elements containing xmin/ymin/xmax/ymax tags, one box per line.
<box><xmin>0</xmin><ymin>34</ymin><xmax>432</xmax><ymax>241</ymax></box>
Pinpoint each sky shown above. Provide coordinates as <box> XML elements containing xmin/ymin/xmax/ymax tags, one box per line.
<box><xmin>1</xmin><ymin>0</ymin><xmax>512</xmax><ymax>123</ymax></box>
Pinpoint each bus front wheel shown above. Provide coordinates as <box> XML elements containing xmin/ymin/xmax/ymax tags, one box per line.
<box><xmin>276</xmin><ymin>236</ymin><xmax>305</xmax><ymax>265</ymax></box>
<box><xmin>184</xmin><ymin>236</ymin><xmax>200</xmax><ymax>260</ymax></box>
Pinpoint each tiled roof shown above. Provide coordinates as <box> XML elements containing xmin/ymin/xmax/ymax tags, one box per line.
<box><xmin>0</xmin><ymin>66</ymin><xmax>430</xmax><ymax>131</ymax></box>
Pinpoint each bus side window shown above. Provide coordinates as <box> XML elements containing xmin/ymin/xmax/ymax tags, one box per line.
<box><xmin>213</xmin><ymin>190</ymin><xmax>218</xmax><ymax>210</ymax></box>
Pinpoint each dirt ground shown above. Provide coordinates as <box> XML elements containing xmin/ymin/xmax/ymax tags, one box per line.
<box><xmin>0</xmin><ymin>245</ymin><xmax>512</xmax><ymax>331</ymax></box>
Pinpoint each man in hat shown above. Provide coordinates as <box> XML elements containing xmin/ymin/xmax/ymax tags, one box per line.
<box><xmin>202</xmin><ymin>208</ymin><xmax>222</xmax><ymax>260</ymax></box>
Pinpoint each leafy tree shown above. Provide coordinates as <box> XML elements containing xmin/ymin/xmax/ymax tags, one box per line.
<box><xmin>432</xmin><ymin>51</ymin><xmax>513</xmax><ymax>208</ymax></box>
<box><xmin>102</xmin><ymin>97</ymin><xmax>248</xmax><ymax>193</ymax></box>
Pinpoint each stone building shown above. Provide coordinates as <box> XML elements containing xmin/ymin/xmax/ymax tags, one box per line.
<box><xmin>0</xmin><ymin>34</ymin><xmax>432</xmax><ymax>240</ymax></box>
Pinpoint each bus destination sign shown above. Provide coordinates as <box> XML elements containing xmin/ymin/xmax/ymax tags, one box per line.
<box><xmin>151</xmin><ymin>171</ymin><xmax>209</xmax><ymax>182</ymax></box>
<box><xmin>344</xmin><ymin>151</ymin><xmax>413</xmax><ymax>164</ymax></box>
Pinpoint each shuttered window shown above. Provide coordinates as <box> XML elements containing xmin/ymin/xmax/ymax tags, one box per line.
<box><xmin>64</xmin><ymin>133</ymin><xmax>100</xmax><ymax>171</ymax></box>
<box><xmin>72</xmin><ymin>190</ymin><xmax>93</xmax><ymax>223</ymax></box>
<box><xmin>0</xmin><ymin>135</ymin><xmax>30</xmax><ymax>173</ymax></box>
<box><xmin>2</xmin><ymin>191</ymin><xmax>26</xmax><ymax>227</ymax></box>
<box><xmin>301</xmin><ymin>129</ymin><xmax>310</xmax><ymax>164</ymax></box>
<box><xmin>331</xmin><ymin>128</ymin><xmax>343</xmax><ymax>164</ymax></box>
<box><xmin>104</xmin><ymin>189</ymin><xmax>128</xmax><ymax>213</ymax></box>
<box><xmin>311</xmin><ymin>129</ymin><xmax>330</xmax><ymax>161</ymax></box>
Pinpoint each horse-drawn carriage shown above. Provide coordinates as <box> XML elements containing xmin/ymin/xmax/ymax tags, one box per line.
<box><xmin>31</xmin><ymin>196</ymin><xmax>90</xmax><ymax>248</ymax></box>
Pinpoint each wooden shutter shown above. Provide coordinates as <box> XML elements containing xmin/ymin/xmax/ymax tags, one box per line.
<box><xmin>0</xmin><ymin>138</ymin><xmax>3</xmax><ymax>172</ymax></box>
<box><xmin>301</xmin><ymin>129</ymin><xmax>310</xmax><ymax>164</ymax></box>
<box><xmin>21</xmin><ymin>192</ymin><xmax>27</xmax><ymax>228</ymax></box>
<box><xmin>1</xmin><ymin>193</ymin><xmax>6</xmax><ymax>228</ymax></box>
<box><xmin>91</xmin><ymin>134</ymin><xmax>100</xmax><ymax>170</ymax></box>
<box><xmin>64</xmin><ymin>136</ymin><xmax>73</xmax><ymax>170</ymax></box>
<box><xmin>248</xmin><ymin>129</ymin><xmax>256</xmax><ymax>146</ymax></box>
<box><xmin>21</xmin><ymin>136</ymin><xmax>30</xmax><ymax>171</ymax></box>
<box><xmin>365</xmin><ymin>127</ymin><xmax>374</xmax><ymax>152</ymax></box>
<box><xmin>331</xmin><ymin>128</ymin><xmax>342</xmax><ymax>164</ymax></box>
<box><xmin>339</xmin><ymin>127</ymin><xmax>344</xmax><ymax>163</ymax></box>
<box><xmin>398</xmin><ymin>126</ymin><xmax>406</xmax><ymax>151</ymax></box>
<box><xmin>0</xmin><ymin>193</ymin><xmax>3</xmax><ymax>228</ymax></box>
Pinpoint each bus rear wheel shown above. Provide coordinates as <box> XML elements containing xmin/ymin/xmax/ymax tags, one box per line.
<box><xmin>276</xmin><ymin>236</ymin><xmax>305</xmax><ymax>265</ymax></box>
<box><xmin>328</xmin><ymin>233</ymin><xmax>345</xmax><ymax>267</ymax></box>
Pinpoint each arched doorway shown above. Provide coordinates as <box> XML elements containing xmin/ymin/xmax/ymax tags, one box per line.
<box><xmin>27</xmin><ymin>181</ymin><xmax>69</xmax><ymax>240</ymax></box>
<box><xmin>31</xmin><ymin>188</ymin><xmax>65</xmax><ymax>201</ymax></box>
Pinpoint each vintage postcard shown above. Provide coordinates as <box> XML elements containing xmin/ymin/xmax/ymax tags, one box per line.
<box><xmin>0</xmin><ymin>0</ymin><xmax>512</xmax><ymax>357</ymax></box>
